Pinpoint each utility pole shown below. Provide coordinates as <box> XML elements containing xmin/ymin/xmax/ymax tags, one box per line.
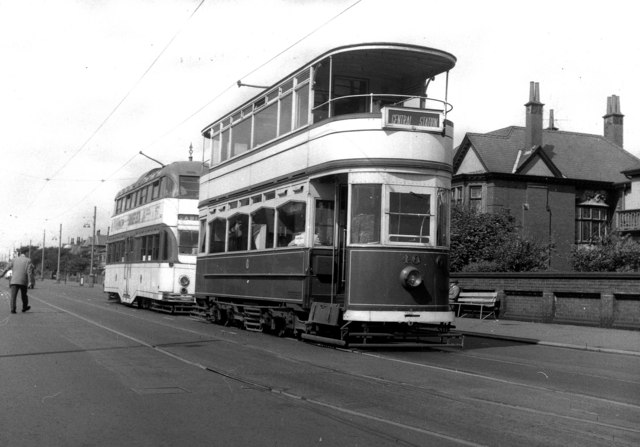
<box><xmin>56</xmin><ymin>223</ymin><xmax>62</xmax><ymax>283</ymax></box>
<box><xmin>90</xmin><ymin>206</ymin><xmax>96</xmax><ymax>287</ymax></box>
<box><xmin>41</xmin><ymin>229</ymin><xmax>45</xmax><ymax>281</ymax></box>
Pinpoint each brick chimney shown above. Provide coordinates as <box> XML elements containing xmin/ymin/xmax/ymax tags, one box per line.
<box><xmin>547</xmin><ymin>109</ymin><xmax>558</xmax><ymax>131</ymax></box>
<box><xmin>603</xmin><ymin>95</ymin><xmax>623</xmax><ymax>147</ymax></box>
<box><xmin>525</xmin><ymin>81</ymin><xmax>544</xmax><ymax>148</ymax></box>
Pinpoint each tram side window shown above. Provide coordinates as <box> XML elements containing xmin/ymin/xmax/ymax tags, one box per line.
<box><xmin>295</xmin><ymin>83</ymin><xmax>310</xmax><ymax>128</ymax></box>
<box><xmin>199</xmin><ymin>219</ymin><xmax>207</xmax><ymax>253</ymax></box>
<box><xmin>251</xmin><ymin>208</ymin><xmax>275</xmax><ymax>250</ymax></box>
<box><xmin>138</xmin><ymin>185</ymin><xmax>148</xmax><ymax>205</ymax></box>
<box><xmin>163</xmin><ymin>176</ymin><xmax>175</xmax><ymax>198</ymax></box>
<box><xmin>437</xmin><ymin>188</ymin><xmax>449</xmax><ymax>247</ymax></box>
<box><xmin>254</xmin><ymin>102</ymin><xmax>278</xmax><ymax>147</ymax></box>
<box><xmin>139</xmin><ymin>236</ymin><xmax>147</xmax><ymax>261</ymax></box>
<box><xmin>161</xmin><ymin>230</ymin><xmax>169</xmax><ymax>260</ymax></box>
<box><xmin>178</xmin><ymin>230</ymin><xmax>198</xmax><ymax>255</ymax></box>
<box><xmin>277</xmin><ymin>201</ymin><xmax>307</xmax><ymax>247</ymax></box>
<box><xmin>231</xmin><ymin>117</ymin><xmax>252</xmax><ymax>157</ymax></box>
<box><xmin>351</xmin><ymin>184</ymin><xmax>381</xmax><ymax>244</ymax></box>
<box><xmin>220</xmin><ymin>129</ymin><xmax>230</xmax><ymax>162</ymax></box>
<box><xmin>140</xmin><ymin>234</ymin><xmax>157</xmax><ymax>261</ymax></box>
<box><xmin>279</xmin><ymin>93</ymin><xmax>293</xmax><ymax>135</ymax></box>
<box><xmin>209</xmin><ymin>219</ymin><xmax>226</xmax><ymax>253</ymax></box>
<box><xmin>151</xmin><ymin>234</ymin><xmax>159</xmax><ymax>260</ymax></box>
<box><xmin>314</xmin><ymin>200</ymin><xmax>334</xmax><ymax>246</ymax></box>
<box><xmin>211</xmin><ymin>133</ymin><xmax>221</xmax><ymax>165</ymax></box>
<box><xmin>228</xmin><ymin>214</ymin><xmax>249</xmax><ymax>252</ymax></box>
<box><xmin>125</xmin><ymin>194</ymin><xmax>132</xmax><ymax>211</ymax></box>
<box><xmin>151</xmin><ymin>179</ymin><xmax>162</xmax><ymax>200</ymax></box>
<box><xmin>388</xmin><ymin>190</ymin><xmax>431</xmax><ymax>244</ymax></box>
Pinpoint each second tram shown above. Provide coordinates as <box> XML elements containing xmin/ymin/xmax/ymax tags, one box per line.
<box><xmin>104</xmin><ymin>160</ymin><xmax>205</xmax><ymax>313</ymax></box>
<box><xmin>195</xmin><ymin>43</ymin><xmax>462</xmax><ymax>347</ymax></box>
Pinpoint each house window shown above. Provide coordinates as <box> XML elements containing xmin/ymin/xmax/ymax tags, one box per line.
<box><xmin>469</xmin><ymin>185</ymin><xmax>483</xmax><ymax>212</ymax></box>
<box><xmin>452</xmin><ymin>186</ymin><xmax>463</xmax><ymax>206</ymax></box>
<box><xmin>576</xmin><ymin>205</ymin><xmax>608</xmax><ymax>243</ymax></box>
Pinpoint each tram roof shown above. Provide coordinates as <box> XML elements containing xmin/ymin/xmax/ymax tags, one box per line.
<box><xmin>200</xmin><ymin>42</ymin><xmax>456</xmax><ymax>133</ymax></box>
<box><xmin>115</xmin><ymin>160</ymin><xmax>205</xmax><ymax>199</ymax></box>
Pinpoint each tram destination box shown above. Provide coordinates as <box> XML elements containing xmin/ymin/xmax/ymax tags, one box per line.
<box><xmin>382</xmin><ymin>106</ymin><xmax>443</xmax><ymax>132</ymax></box>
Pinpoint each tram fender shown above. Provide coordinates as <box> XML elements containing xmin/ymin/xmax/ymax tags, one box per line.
<box><xmin>308</xmin><ymin>302</ymin><xmax>341</xmax><ymax>326</ymax></box>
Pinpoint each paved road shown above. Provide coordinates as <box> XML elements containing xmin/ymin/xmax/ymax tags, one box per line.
<box><xmin>1</xmin><ymin>280</ymin><xmax>639</xmax><ymax>446</ymax></box>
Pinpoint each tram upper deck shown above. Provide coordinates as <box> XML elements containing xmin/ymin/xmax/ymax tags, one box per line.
<box><xmin>199</xmin><ymin>43</ymin><xmax>456</xmax><ymax>205</ymax></box>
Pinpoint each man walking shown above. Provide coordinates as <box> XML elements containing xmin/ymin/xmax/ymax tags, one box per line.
<box><xmin>1</xmin><ymin>249</ymin><xmax>33</xmax><ymax>313</ymax></box>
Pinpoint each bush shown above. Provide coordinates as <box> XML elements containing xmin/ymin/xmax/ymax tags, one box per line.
<box><xmin>450</xmin><ymin>206</ymin><xmax>552</xmax><ymax>272</ymax></box>
<box><xmin>571</xmin><ymin>235</ymin><xmax>640</xmax><ymax>272</ymax></box>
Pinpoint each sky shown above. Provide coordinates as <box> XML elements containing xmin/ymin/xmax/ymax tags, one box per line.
<box><xmin>1</xmin><ymin>0</ymin><xmax>639</xmax><ymax>258</ymax></box>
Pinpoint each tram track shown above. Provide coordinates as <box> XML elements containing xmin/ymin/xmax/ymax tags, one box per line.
<box><xmin>34</xmin><ymin>290</ymin><xmax>640</xmax><ymax>405</ymax></box>
<box><xmin>30</xmin><ymin>289</ymin><xmax>640</xmax><ymax>444</ymax></box>
<box><xmin>32</xmin><ymin>292</ymin><xmax>485</xmax><ymax>447</ymax></box>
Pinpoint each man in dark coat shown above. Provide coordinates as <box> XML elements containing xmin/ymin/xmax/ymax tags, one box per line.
<box><xmin>1</xmin><ymin>250</ymin><xmax>33</xmax><ymax>313</ymax></box>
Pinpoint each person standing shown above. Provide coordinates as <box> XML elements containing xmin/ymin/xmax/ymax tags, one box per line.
<box><xmin>1</xmin><ymin>249</ymin><xmax>33</xmax><ymax>313</ymax></box>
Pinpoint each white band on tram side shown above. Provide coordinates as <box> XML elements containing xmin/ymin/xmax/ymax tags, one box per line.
<box><xmin>343</xmin><ymin>310</ymin><xmax>455</xmax><ymax>324</ymax></box>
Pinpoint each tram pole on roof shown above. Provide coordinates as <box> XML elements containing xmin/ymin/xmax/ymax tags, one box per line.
<box><xmin>139</xmin><ymin>151</ymin><xmax>165</xmax><ymax>168</ymax></box>
<box><xmin>237</xmin><ymin>80</ymin><xmax>269</xmax><ymax>89</ymax></box>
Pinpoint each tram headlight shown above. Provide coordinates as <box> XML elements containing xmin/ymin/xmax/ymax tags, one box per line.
<box><xmin>399</xmin><ymin>266</ymin><xmax>423</xmax><ymax>289</ymax></box>
<box><xmin>179</xmin><ymin>275</ymin><xmax>190</xmax><ymax>287</ymax></box>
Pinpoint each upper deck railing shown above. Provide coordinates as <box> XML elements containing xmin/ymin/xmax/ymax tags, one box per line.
<box><xmin>615</xmin><ymin>209</ymin><xmax>640</xmax><ymax>232</ymax></box>
<box><xmin>312</xmin><ymin>93</ymin><xmax>453</xmax><ymax>119</ymax></box>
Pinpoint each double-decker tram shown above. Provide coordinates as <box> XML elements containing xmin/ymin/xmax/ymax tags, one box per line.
<box><xmin>104</xmin><ymin>160</ymin><xmax>205</xmax><ymax>313</ymax></box>
<box><xmin>195</xmin><ymin>43</ymin><xmax>462</xmax><ymax>347</ymax></box>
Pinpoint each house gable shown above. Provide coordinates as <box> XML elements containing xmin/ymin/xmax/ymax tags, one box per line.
<box><xmin>519</xmin><ymin>157</ymin><xmax>555</xmax><ymax>176</ymax></box>
<box><xmin>455</xmin><ymin>146</ymin><xmax>486</xmax><ymax>175</ymax></box>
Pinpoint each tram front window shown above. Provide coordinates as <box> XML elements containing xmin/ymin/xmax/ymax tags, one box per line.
<box><xmin>350</xmin><ymin>184</ymin><xmax>381</xmax><ymax>244</ymax></box>
<box><xmin>178</xmin><ymin>230</ymin><xmax>198</xmax><ymax>255</ymax></box>
<box><xmin>388</xmin><ymin>190</ymin><xmax>431</xmax><ymax>244</ymax></box>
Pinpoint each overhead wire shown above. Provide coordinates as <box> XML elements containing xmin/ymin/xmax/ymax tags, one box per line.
<box><xmin>46</xmin><ymin>0</ymin><xmax>207</xmax><ymax>182</ymax></box>
<box><xmin>28</xmin><ymin>0</ymin><xmax>363</xmax><ymax>228</ymax></box>
<box><xmin>143</xmin><ymin>0</ymin><xmax>364</xmax><ymax>150</ymax></box>
<box><xmin>24</xmin><ymin>0</ymin><xmax>207</xmax><ymax>216</ymax></box>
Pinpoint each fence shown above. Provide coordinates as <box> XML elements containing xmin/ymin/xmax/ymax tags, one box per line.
<box><xmin>451</xmin><ymin>272</ymin><xmax>640</xmax><ymax>330</ymax></box>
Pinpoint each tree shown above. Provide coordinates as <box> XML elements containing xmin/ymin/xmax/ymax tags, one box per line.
<box><xmin>450</xmin><ymin>206</ymin><xmax>551</xmax><ymax>272</ymax></box>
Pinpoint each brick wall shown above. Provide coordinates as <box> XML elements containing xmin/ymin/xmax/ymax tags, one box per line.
<box><xmin>451</xmin><ymin>272</ymin><xmax>640</xmax><ymax>329</ymax></box>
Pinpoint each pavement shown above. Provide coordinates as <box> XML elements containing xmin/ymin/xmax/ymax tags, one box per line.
<box><xmin>454</xmin><ymin>316</ymin><xmax>640</xmax><ymax>356</ymax></box>
<box><xmin>2</xmin><ymin>279</ymin><xmax>639</xmax><ymax>356</ymax></box>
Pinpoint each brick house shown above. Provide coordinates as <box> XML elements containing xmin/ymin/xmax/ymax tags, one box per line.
<box><xmin>452</xmin><ymin>82</ymin><xmax>639</xmax><ymax>270</ymax></box>
<box><xmin>618</xmin><ymin>163</ymin><xmax>640</xmax><ymax>239</ymax></box>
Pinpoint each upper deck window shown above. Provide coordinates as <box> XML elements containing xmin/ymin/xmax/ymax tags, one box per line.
<box><xmin>204</xmin><ymin>46</ymin><xmax>454</xmax><ymax>167</ymax></box>
<box><xmin>333</xmin><ymin>76</ymin><xmax>368</xmax><ymax>115</ymax></box>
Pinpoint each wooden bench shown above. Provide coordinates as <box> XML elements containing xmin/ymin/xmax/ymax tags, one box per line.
<box><xmin>452</xmin><ymin>291</ymin><xmax>499</xmax><ymax>320</ymax></box>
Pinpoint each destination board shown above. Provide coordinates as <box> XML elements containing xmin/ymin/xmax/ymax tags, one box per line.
<box><xmin>382</xmin><ymin>106</ymin><xmax>443</xmax><ymax>132</ymax></box>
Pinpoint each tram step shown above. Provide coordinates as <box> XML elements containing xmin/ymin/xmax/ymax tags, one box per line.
<box><xmin>243</xmin><ymin>307</ymin><xmax>263</xmax><ymax>332</ymax></box>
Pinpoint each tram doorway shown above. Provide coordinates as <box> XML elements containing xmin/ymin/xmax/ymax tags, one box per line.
<box><xmin>309</xmin><ymin>176</ymin><xmax>347</xmax><ymax>305</ymax></box>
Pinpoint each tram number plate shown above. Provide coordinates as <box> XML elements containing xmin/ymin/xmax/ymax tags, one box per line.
<box><xmin>382</xmin><ymin>106</ymin><xmax>443</xmax><ymax>132</ymax></box>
